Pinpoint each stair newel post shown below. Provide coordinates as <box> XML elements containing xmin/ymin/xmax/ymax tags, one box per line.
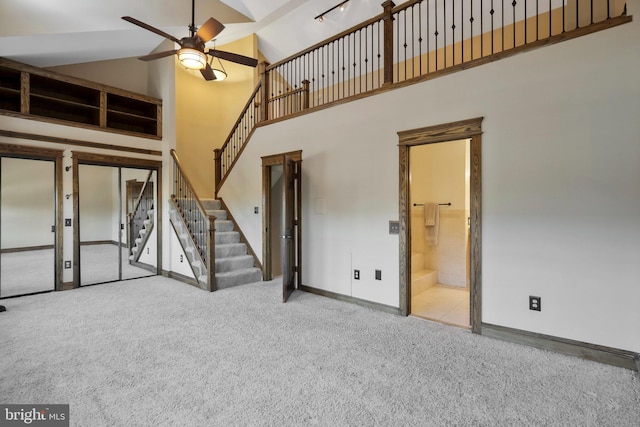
<box><xmin>259</xmin><ymin>62</ymin><xmax>270</xmax><ymax>122</ymax></box>
<box><xmin>301</xmin><ymin>80</ymin><xmax>310</xmax><ymax>110</ymax></box>
<box><xmin>128</xmin><ymin>212</ymin><xmax>134</xmax><ymax>255</ymax></box>
<box><xmin>213</xmin><ymin>148</ymin><xmax>222</xmax><ymax>197</ymax></box>
<box><xmin>206</xmin><ymin>214</ymin><xmax>216</xmax><ymax>292</ymax></box>
<box><xmin>382</xmin><ymin>0</ymin><xmax>396</xmax><ymax>86</ymax></box>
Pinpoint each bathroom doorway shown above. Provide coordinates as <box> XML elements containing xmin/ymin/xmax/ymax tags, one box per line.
<box><xmin>409</xmin><ymin>139</ymin><xmax>471</xmax><ymax>328</ymax></box>
<box><xmin>398</xmin><ymin>117</ymin><xmax>482</xmax><ymax>333</ymax></box>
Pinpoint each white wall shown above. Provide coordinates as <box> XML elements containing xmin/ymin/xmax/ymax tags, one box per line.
<box><xmin>220</xmin><ymin>10</ymin><xmax>640</xmax><ymax>353</ymax></box>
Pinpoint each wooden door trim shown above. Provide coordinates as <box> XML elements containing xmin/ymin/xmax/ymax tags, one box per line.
<box><xmin>398</xmin><ymin>117</ymin><xmax>483</xmax><ymax>334</ymax></box>
<box><xmin>0</xmin><ymin>144</ymin><xmax>64</xmax><ymax>293</ymax></box>
<box><xmin>261</xmin><ymin>150</ymin><xmax>302</xmax><ymax>283</ymax></box>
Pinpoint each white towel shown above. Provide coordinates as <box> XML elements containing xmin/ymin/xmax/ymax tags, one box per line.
<box><xmin>424</xmin><ymin>203</ymin><xmax>439</xmax><ymax>246</ymax></box>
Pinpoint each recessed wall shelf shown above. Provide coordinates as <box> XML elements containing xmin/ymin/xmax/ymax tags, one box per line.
<box><xmin>0</xmin><ymin>57</ymin><xmax>162</xmax><ymax>139</ymax></box>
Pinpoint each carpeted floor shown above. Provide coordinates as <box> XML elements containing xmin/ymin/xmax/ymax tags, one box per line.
<box><xmin>80</xmin><ymin>244</ymin><xmax>155</xmax><ymax>285</ymax></box>
<box><xmin>0</xmin><ymin>276</ymin><xmax>638</xmax><ymax>426</ymax></box>
<box><xmin>1</xmin><ymin>249</ymin><xmax>55</xmax><ymax>297</ymax></box>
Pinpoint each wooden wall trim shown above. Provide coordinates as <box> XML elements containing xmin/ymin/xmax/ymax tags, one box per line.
<box><xmin>398</xmin><ymin>117</ymin><xmax>484</xmax><ymax>145</ymax></box>
<box><xmin>299</xmin><ymin>284</ymin><xmax>402</xmax><ymax>315</ymax></box>
<box><xmin>261</xmin><ymin>150</ymin><xmax>303</xmax><ymax>166</ymax></box>
<box><xmin>0</xmin><ymin>130</ymin><xmax>162</xmax><ymax>156</ymax></box>
<box><xmin>72</xmin><ymin>151</ymin><xmax>162</xmax><ymax>169</ymax></box>
<box><xmin>398</xmin><ymin>144</ymin><xmax>410</xmax><ymax>316</ymax></box>
<box><xmin>0</xmin><ymin>142</ymin><xmax>63</xmax><ymax>159</ymax></box>
<box><xmin>482</xmin><ymin>323</ymin><xmax>640</xmax><ymax>371</ymax></box>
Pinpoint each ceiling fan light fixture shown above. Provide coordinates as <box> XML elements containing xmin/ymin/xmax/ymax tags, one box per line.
<box><xmin>212</xmin><ymin>68</ymin><xmax>227</xmax><ymax>81</ymax></box>
<box><xmin>178</xmin><ymin>48</ymin><xmax>207</xmax><ymax>70</ymax></box>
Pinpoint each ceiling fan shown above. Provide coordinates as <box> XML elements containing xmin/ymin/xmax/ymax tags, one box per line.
<box><xmin>122</xmin><ymin>0</ymin><xmax>258</xmax><ymax>81</ymax></box>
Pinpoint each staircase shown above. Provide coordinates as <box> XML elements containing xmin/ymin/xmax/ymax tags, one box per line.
<box><xmin>202</xmin><ymin>199</ymin><xmax>262</xmax><ymax>289</ymax></box>
<box><xmin>129</xmin><ymin>207</ymin><xmax>154</xmax><ymax>263</ymax></box>
<box><xmin>170</xmin><ymin>198</ymin><xmax>262</xmax><ymax>290</ymax></box>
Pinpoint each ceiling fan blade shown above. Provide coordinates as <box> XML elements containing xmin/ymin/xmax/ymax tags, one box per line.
<box><xmin>138</xmin><ymin>50</ymin><xmax>178</xmax><ymax>61</ymax></box>
<box><xmin>196</xmin><ymin>17</ymin><xmax>225</xmax><ymax>43</ymax></box>
<box><xmin>208</xmin><ymin>50</ymin><xmax>258</xmax><ymax>68</ymax></box>
<box><xmin>122</xmin><ymin>16</ymin><xmax>181</xmax><ymax>45</ymax></box>
<box><xmin>200</xmin><ymin>63</ymin><xmax>217</xmax><ymax>81</ymax></box>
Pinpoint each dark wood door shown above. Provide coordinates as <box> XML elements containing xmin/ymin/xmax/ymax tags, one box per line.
<box><xmin>281</xmin><ymin>155</ymin><xmax>296</xmax><ymax>302</ymax></box>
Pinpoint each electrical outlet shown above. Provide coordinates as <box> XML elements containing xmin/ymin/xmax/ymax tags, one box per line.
<box><xmin>389</xmin><ymin>221</ymin><xmax>400</xmax><ymax>234</ymax></box>
<box><xmin>529</xmin><ymin>296</ymin><xmax>541</xmax><ymax>311</ymax></box>
<box><xmin>64</xmin><ymin>261</ymin><xmax>71</xmax><ymax>269</ymax></box>
<box><xmin>254</xmin><ymin>207</ymin><xmax>259</xmax><ymax>214</ymax></box>
<box><xmin>354</xmin><ymin>270</ymin><xmax>360</xmax><ymax>280</ymax></box>
<box><xmin>375</xmin><ymin>269</ymin><xmax>382</xmax><ymax>280</ymax></box>
<box><xmin>65</xmin><ymin>218</ymin><xmax>72</xmax><ymax>227</ymax></box>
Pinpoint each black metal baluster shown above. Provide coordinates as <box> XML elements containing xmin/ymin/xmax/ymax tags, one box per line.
<box><xmin>491</xmin><ymin>0</ymin><xmax>494</xmax><ymax>55</ymax></box>
<box><xmin>419</xmin><ymin>1</ymin><xmax>424</xmax><ymax>75</ymax></box>
<box><xmin>481</xmin><ymin>0</ymin><xmax>484</xmax><ymax>57</ymax></box>
<box><xmin>470</xmin><ymin>0</ymin><xmax>474</xmax><ymax>61</ymax></box>
<box><xmin>435</xmin><ymin>0</ymin><xmax>439</xmax><ymax>70</ymax></box>
<box><xmin>444</xmin><ymin>0</ymin><xmax>447</xmax><ymax>67</ymax></box>
<box><xmin>513</xmin><ymin>0</ymin><xmax>517</xmax><ymax>49</ymax></box>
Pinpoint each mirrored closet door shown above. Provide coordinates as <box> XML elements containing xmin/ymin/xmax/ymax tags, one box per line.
<box><xmin>78</xmin><ymin>164</ymin><xmax>157</xmax><ymax>286</ymax></box>
<box><xmin>1</xmin><ymin>157</ymin><xmax>56</xmax><ymax>297</ymax></box>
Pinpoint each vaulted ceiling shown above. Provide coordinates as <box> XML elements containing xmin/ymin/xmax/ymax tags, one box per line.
<box><xmin>0</xmin><ymin>0</ymin><xmax>396</xmax><ymax>68</ymax></box>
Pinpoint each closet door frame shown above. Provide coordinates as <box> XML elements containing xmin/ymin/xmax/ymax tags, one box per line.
<box><xmin>72</xmin><ymin>151</ymin><xmax>162</xmax><ymax>288</ymax></box>
<box><xmin>0</xmin><ymin>143</ymin><xmax>64</xmax><ymax>293</ymax></box>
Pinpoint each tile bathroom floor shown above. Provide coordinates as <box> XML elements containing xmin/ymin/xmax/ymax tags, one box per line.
<box><xmin>411</xmin><ymin>285</ymin><xmax>470</xmax><ymax>328</ymax></box>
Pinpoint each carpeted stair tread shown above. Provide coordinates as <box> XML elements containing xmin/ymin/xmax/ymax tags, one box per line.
<box><xmin>215</xmin><ymin>255</ymin><xmax>255</xmax><ymax>273</ymax></box>
<box><xmin>214</xmin><ymin>219</ymin><xmax>234</xmax><ymax>232</ymax></box>
<box><xmin>215</xmin><ymin>231</ymin><xmax>240</xmax><ymax>244</ymax></box>
<box><xmin>215</xmin><ymin>243</ymin><xmax>249</xmax><ymax>258</ymax></box>
<box><xmin>215</xmin><ymin>267</ymin><xmax>262</xmax><ymax>289</ymax></box>
<box><xmin>200</xmin><ymin>199</ymin><xmax>222</xmax><ymax>210</ymax></box>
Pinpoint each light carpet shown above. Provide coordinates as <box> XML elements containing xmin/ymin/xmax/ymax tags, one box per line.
<box><xmin>0</xmin><ymin>276</ymin><xmax>638</xmax><ymax>426</ymax></box>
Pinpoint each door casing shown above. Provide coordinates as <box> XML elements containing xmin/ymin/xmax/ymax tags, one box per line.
<box><xmin>0</xmin><ymin>144</ymin><xmax>63</xmax><ymax>294</ymax></box>
<box><xmin>72</xmin><ymin>151</ymin><xmax>162</xmax><ymax>288</ymax></box>
<box><xmin>398</xmin><ymin>117</ymin><xmax>483</xmax><ymax>333</ymax></box>
<box><xmin>261</xmin><ymin>150</ymin><xmax>302</xmax><ymax>287</ymax></box>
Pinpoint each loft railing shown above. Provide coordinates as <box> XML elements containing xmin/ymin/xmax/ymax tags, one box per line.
<box><xmin>128</xmin><ymin>170</ymin><xmax>154</xmax><ymax>256</ymax></box>
<box><xmin>171</xmin><ymin>149</ymin><xmax>216</xmax><ymax>291</ymax></box>
<box><xmin>215</xmin><ymin>0</ymin><xmax>630</xmax><ymax>193</ymax></box>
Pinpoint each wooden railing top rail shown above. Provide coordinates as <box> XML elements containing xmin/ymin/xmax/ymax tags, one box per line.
<box><xmin>220</xmin><ymin>83</ymin><xmax>262</xmax><ymax>148</ymax></box>
<box><xmin>170</xmin><ymin>149</ymin><xmax>210</xmax><ymax>220</ymax></box>
<box><xmin>215</xmin><ymin>0</ymin><xmax>632</xmax><ymax>195</ymax></box>
<box><xmin>266</xmin><ymin>6</ymin><xmax>390</xmax><ymax>70</ymax></box>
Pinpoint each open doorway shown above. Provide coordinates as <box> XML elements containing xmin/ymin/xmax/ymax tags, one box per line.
<box><xmin>409</xmin><ymin>139</ymin><xmax>471</xmax><ymax>328</ymax></box>
<box><xmin>261</xmin><ymin>151</ymin><xmax>302</xmax><ymax>302</ymax></box>
<box><xmin>398</xmin><ymin>117</ymin><xmax>482</xmax><ymax>333</ymax></box>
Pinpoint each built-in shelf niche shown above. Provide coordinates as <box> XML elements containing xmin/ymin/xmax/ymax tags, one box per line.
<box><xmin>0</xmin><ymin>59</ymin><xmax>162</xmax><ymax>139</ymax></box>
<box><xmin>0</xmin><ymin>66</ymin><xmax>21</xmax><ymax>113</ymax></box>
